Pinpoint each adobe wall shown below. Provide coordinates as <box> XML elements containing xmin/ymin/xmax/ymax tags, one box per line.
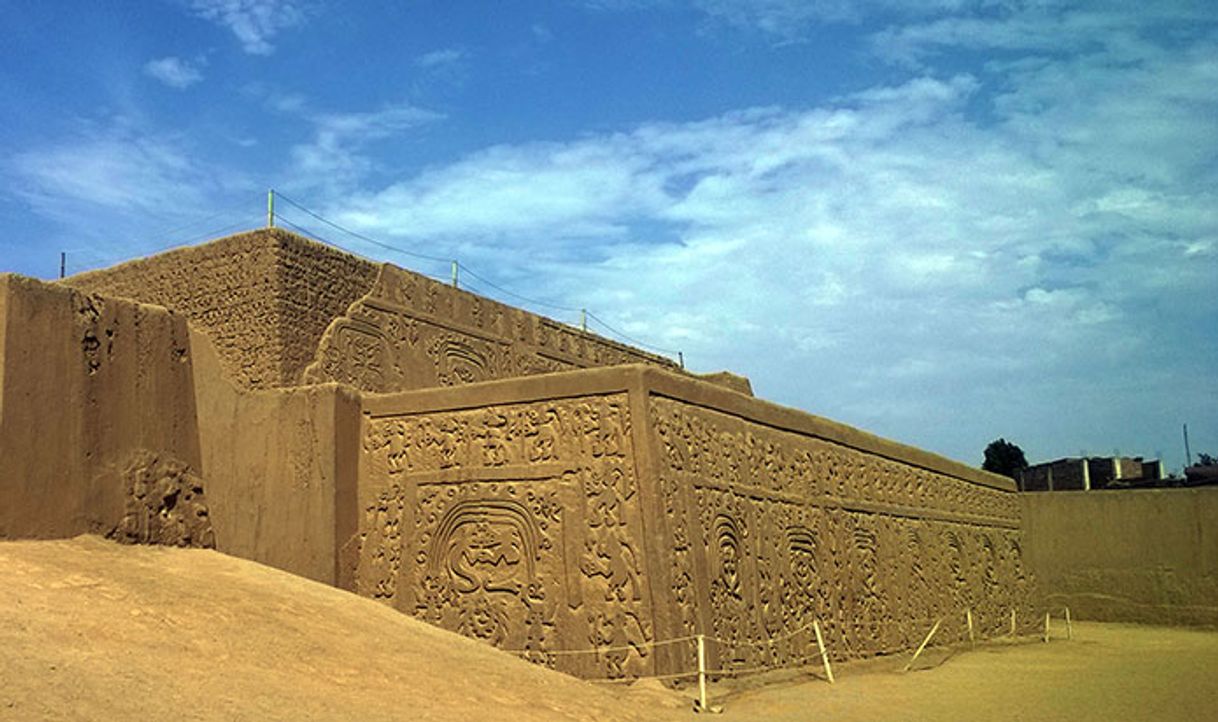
<box><xmin>356</xmin><ymin>366</ymin><xmax>1031</xmax><ymax>679</ymax></box>
<box><xmin>63</xmin><ymin>229</ymin><xmax>680</xmax><ymax>397</ymax></box>
<box><xmin>357</xmin><ymin>368</ymin><xmax>650</xmax><ymax>678</ymax></box>
<box><xmin>304</xmin><ymin>260</ymin><xmax>679</xmax><ymax>393</ymax></box>
<box><xmin>188</xmin><ymin>326</ymin><xmax>361</xmax><ymax>585</ymax></box>
<box><xmin>63</xmin><ymin>229</ymin><xmax>380</xmax><ymax>390</ymax></box>
<box><xmin>1022</xmin><ymin>489</ymin><xmax>1218</xmax><ymax>626</ymax></box>
<box><xmin>0</xmin><ymin>275</ymin><xmax>211</xmax><ymax>545</ymax></box>
<box><xmin>0</xmin><ymin>274</ymin><xmax>356</xmax><ymax>585</ymax></box>
<box><xmin>642</xmin><ymin>371</ymin><xmax>1030</xmax><ymax>673</ymax></box>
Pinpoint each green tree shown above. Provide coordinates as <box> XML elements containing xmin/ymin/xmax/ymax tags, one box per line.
<box><xmin>983</xmin><ymin>438</ymin><xmax>1029</xmax><ymax>479</ymax></box>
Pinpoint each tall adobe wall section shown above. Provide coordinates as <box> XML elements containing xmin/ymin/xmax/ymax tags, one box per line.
<box><xmin>357</xmin><ymin>366</ymin><xmax>1032</xmax><ymax>679</ymax></box>
<box><xmin>63</xmin><ymin>229</ymin><xmax>679</xmax><ymax>394</ymax></box>
<box><xmin>0</xmin><ymin>275</ymin><xmax>210</xmax><ymax>545</ymax></box>
<box><xmin>63</xmin><ymin>229</ymin><xmax>380</xmax><ymax>389</ymax></box>
<box><xmin>0</xmin><ymin>274</ymin><xmax>360</xmax><ymax>585</ymax></box>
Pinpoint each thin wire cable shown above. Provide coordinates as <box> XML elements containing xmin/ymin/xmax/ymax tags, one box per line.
<box><xmin>456</xmin><ymin>261</ymin><xmax>581</xmax><ymax>314</ymax></box>
<box><xmin>586</xmin><ymin>311</ymin><xmax>680</xmax><ymax>357</ymax></box>
<box><xmin>63</xmin><ymin>219</ymin><xmax>254</xmax><ymax>275</ymax></box>
<box><xmin>279</xmin><ymin>191</ymin><xmax>571</xmax><ymax>313</ymax></box>
<box><xmin>144</xmin><ymin>220</ymin><xmax>253</xmax><ymax>254</ymax></box>
<box><xmin>273</xmin><ymin>190</ymin><xmax>682</xmax><ymax>361</ymax></box>
<box><xmin>589</xmin><ymin>670</ymin><xmax>701</xmax><ymax>684</ymax></box>
<box><xmin>277</xmin><ymin>217</ymin><xmax>453</xmax><ymax>284</ymax></box>
<box><xmin>59</xmin><ymin>202</ymin><xmax>255</xmax><ymax>256</ymax></box>
<box><xmin>274</xmin><ymin>191</ymin><xmax>450</xmax><ymax>264</ymax></box>
<box><xmin>501</xmin><ymin>634</ymin><xmax>698</xmax><ymax>657</ymax></box>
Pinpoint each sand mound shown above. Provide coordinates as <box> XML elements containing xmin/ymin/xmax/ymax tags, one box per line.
<box><xmin>0</xmin><ymin>536</ymin><xmax>688</xmax><ymax>722</ymax></box>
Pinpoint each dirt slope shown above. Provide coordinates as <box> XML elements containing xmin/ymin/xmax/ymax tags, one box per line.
<box><xmin>5</xmin><ymin>537</ymin><xmax>1216</xmax><ymax>722</ymax></box>
<box><xmin>0</xmin><ymin>536</ymin><xmax>688</xmax><ymax>722</ymax></box>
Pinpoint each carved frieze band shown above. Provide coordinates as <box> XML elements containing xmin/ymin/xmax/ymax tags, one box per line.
<box><xmin>650</xmin><ymin>397</ymin><xmax>1031</xmax><ymax>668</ymax></box>
<box><xmin>306</xmin><ymin>265</ymin><xmax>670</xmax><ymax>393</ymax></box>
<box><xmin>650</xmin><ymin>397</ymin><xmax>1020</xmax><ymax>527</ymax></box>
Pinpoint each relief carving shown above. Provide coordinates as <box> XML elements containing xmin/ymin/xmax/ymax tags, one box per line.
<box><xmin>654</xmin><ymin>396</ymin><xmax>1031</xmax><ymax>664</ymax></box>
<box><xmin>360</xmin><ymin>394</ymin><xmax>655</xmax><ymax>678</ymax></box>
<box><xmin>308</xmin><ymin>265</ymin><xmax>674</xmax><ymax>393</ymax></box>
<box><xmin>106</xmin><ymin>450</ymin><xmax>214</xmax><ymax>549</ymax></box>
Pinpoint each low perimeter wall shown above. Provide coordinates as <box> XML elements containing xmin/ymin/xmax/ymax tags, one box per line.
<box><xmin>357</xmin><ymin>366</ymin><xmax>1032</xmax><ymax>679</ymax></box>
<box><xmin>1022</xmin><ymin>488</ymin><xmax>1218</xmax><ymax>626</ymax></box>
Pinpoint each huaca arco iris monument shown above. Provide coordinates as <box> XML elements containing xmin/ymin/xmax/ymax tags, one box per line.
<box><xmin>0</xmin><ymin>228</ymin><xmax>1036</xmax><ymax>680</ymax></box>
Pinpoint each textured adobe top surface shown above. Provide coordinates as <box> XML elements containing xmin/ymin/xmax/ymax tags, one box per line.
<box><xmin>62</xmin><ymin>229</ymin><xmax>680</xmax><ymax>393</ymax></box>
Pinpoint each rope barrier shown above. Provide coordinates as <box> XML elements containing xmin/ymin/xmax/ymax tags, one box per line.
<box><xmin>1042</xmin><ymin>592</ymin><xmax>1218</xmax><ymax>613</ymax></box>
<box><xmin>703</xmin><ymin>616</ymin><xmax>821</xmax><ymax>648</ymax></box>
<box><xmin>501</xmin><ymin>634</ymin><xmax>698</xmax><ymax>657</ymax></box>
<box><xmin>589</xmin><ymin>670</ymin><xmax>702</xmax><ymax>685</ymax></box>
<box><xmin>485</xmin><ymin>602</ymin><xmax>1074</xmax><ymax>710</ymax></box>
<box><xmin>270</xmin><ymin>191</ymin><xmax>684</xmax><ymax>362</ymax></box>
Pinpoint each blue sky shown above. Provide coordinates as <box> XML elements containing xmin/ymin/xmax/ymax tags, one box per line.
<box><xmin>1</xmin><ymin>0</ymin><xmax>1215</xmax><ymax>472</ymax></box>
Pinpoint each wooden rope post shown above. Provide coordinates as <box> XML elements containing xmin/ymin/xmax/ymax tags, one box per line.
<box><xmin>966</xmin><ymin>608</ymin><xmax>975</xmax><ymax>647</ymax></box>
<box><xmin>904</xmin><ymin>619</ymin><xmax>941</xmax><ymax>672</ymax></box>
<box><xmin>813</xmin><ymin>619</ymin><xmax>835</xmax><ymax>684</ymax></box>
<box><xmin>1043</xmin><ymin>611</ymin><xmax>1051</xmax><ymax>642</ymax></box>
<box><xmin>696</xmin><ymin>634</ymin><xmax>708</xmax><ymax>712</ymax></box>
<box><xmin>1010</xmin><ymin>608</ymin><xmax>1016</xmax><ymax>637</ymax></box>
<box><xmin>1065</xmin><ymin>607</ymin><xmax>1073</xmax><ymax>640</ymax></box>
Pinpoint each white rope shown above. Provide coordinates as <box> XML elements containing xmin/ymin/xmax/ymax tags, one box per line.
<box><xmin>501</xmin><ymin>633</ymin><xmax>699</xmax><ymax>657</ymax></box>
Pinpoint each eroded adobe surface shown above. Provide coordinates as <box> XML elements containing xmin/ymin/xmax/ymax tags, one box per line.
<box><xmin>63</xmin><ymin>229</ymin><xmax>380</xmax><ymax>389</ymax></box>
<box><xmin>64</xmin><ymin>229</ymin><xmax>677</xmax><ymax>394</ymax></box>
<box><xmin>2</xmin><ymin>230</ymin><xmax>1045</xmax><ymax>680</ymax></box>
<box><xmin>357</xmin><ymin>367</ymin><xmax>1030</xmax><ymax>678</ymax></box>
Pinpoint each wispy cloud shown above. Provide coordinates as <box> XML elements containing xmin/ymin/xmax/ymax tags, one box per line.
<box><xmin>190</xmin><ymin>0</ymin><xmax>307</xmax><ymax>55</ymax></box>
<box><xmin>587</xmin><ymin>0</ymin><xmax>983</xmax><ymax>39</ymax></box>
<box><xmin>286</xmin><ymin>103</ymin><xmax>445</xmax><ymax>193</ymax></box>
<box><xmin>5</xmin><ymin>118</ymin><xmax>257</xmax><ymax>265</ymax></box>
<box><xmin>324</xmin><ymin>10</ymin><xmax>1216</xmax><ymax>464</ymax></box>
<box><xmin>414</xmin><ymin>48</ymin><xmax>466</xmax><ymax>68</ymax></box>
<box><xmin>143</xmin><ymin>56</ymin><xmax>206</xmax><ymax>89</ymax></box>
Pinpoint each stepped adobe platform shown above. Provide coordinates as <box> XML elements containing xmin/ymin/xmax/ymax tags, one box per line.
<box><xmin>0</xmin><ymin>228</ymin><xmax>1032</xmax><ymax>680</ymax></box>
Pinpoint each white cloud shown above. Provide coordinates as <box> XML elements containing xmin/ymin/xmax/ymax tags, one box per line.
<box><xmin>13</xmin><ymin>126</ymin><xmax>213</xmax><ymax>212</ymax></box>
<box><xmin>190</xmin><ymin>0</ymin><xmax>306</xmax><ymax>55</ymax></box>
<box><xmin>143</xmin><ymin>56</ymin><xmax>205</xmax><ymax>89</ymax></box>
<box><xmin>5</xmin><ymin>119</ymin><xmax>258</xmax><ymax>270</ymax></box>
<box><xmin>286</xmin><ymin>104</ymin><xmax>445</xmax><ymax>194</ymax></box>
<box><xmin>587</xmin><ymin>0</ymin><xmax>989</xmax><ymax>39</ymax></box>
<box><xmin>415</xmin><ymin>48</ymin><xmax>466</xmax><ymax>68</ymax></box>
<box><xmin>317</xmin><ymin>13</ymin><xmax>1216</xmax><ymax>465</ymax></box>
<box><xmin>12</xmin><ymin>1</ymin><xmax>1213</xmax><ymax>468</ymax></box>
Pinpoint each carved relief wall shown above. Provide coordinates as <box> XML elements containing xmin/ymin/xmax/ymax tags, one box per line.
<box><xmin>306</xmin><ymin>264</ymin><xmax>676</xmax><ymax>394</ymax></box>
<box><xmin>359</xmin><ymin>394</ymin><xmax>657</xmax><ymax>679</ymax></box>
<box><xmin>649</xmin><ymin>396</ymin><xmax>1032</xmax><ymax>671</ymax></box>
<box><xmin>354</xmin><ymin>368</ymin><xmax>1032</xmax><ymax>680</ymax></box>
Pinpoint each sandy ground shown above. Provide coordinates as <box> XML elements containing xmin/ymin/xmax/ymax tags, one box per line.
<box><xmin>711</xmin><ymin>622</ymin><xmax>1218</xmax><ymax>721</ymax></box>
<box><xmin>2</xmin><ymin>537</ymin><xmax>1216</xmax><ymax>722</ymax></box>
